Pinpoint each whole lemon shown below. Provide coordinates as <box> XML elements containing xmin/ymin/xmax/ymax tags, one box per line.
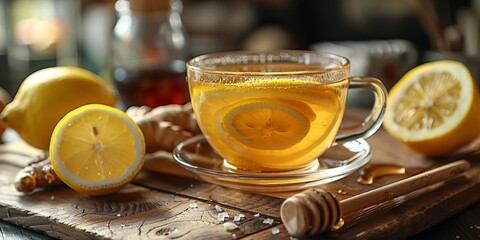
<box><xmin>0</xmin><ymin>87</ymin><xmax>11</xmax><ymax>138</ymax></box>
<box><xmin>0</xmin><ymin>66</ymin><xmax>117</xmax><ymax>150</ymax></box>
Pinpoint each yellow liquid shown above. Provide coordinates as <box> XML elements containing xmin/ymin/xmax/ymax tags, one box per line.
<box><xmin>190</xmin><ymin>75</ymin><xmax>348</xmax><ymax>172</ymax></box>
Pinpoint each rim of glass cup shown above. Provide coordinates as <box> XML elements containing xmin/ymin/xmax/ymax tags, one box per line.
<box><xmin>186</xmin><ymin>50</ymin><xmax>350</xmax><ymax>76</ymax></box>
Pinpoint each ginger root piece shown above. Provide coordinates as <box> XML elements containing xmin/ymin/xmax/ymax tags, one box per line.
<box><xmin>14</xmin><ymin>157</ymin><xmax>63</xmax><ymax>193</ymax></box>
<box><xmin>126</xmin><ymin>103</ymin><xmax>202</xmax><ymax>153</ymax></box>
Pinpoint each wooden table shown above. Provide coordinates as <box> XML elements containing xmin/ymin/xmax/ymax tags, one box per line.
<box><xmin>0</xmin><ymin>110</ymin><xmax>479</xmax><ymax>239</ymax></box>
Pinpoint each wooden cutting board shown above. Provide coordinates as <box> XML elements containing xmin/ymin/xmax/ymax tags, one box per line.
<box><xmin>0</xmin><ymin>110</ymin><xmax>479</xmax><ymax>239</ymax></box>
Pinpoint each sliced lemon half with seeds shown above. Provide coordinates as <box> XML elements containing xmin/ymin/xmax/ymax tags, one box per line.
<box><xmin>221</xmin><ymin>98</ymin><xmax>316</xmax><ymax>150</ymax></box>
<box><xmin>383</xmin><ymin>60</ymin><xmax>480</xmax><ymax>156</ymax></box>
<box><xmin>50</xmin><ymin>104</ymin><xmax>145</xmax><ymax>196</ymax></box>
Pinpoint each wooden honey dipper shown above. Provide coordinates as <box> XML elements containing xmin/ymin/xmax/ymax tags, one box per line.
<box><xmin>280</xmin><ymin>160</ymin><xmax>471</xmax><ymax>237</ymax></box>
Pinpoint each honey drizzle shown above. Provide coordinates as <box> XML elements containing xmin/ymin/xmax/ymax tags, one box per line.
<box><xmin>337</xmin><ymin>189</ymin><xmax>348</xmax><ymax>195</ymax></box>
<box><xmin>357</xmin><ymin>164</ymin><xmax>406</xmax><ymax>185</ymax></box>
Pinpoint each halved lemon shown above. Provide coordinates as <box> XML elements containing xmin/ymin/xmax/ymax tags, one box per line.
<box><xmin>383</xmin><ymin>60</ymin><xmax>480</xmax><ymax>156</ymax></box>
<box><xmin>221</xmin><ymin>98</ymin><xmax>315</xmax><ymax>150</ymax></box>
<box><xmin>50</xmin><ymin>104</ymin><xmax>145</xmax><ymax>196</ymax></box>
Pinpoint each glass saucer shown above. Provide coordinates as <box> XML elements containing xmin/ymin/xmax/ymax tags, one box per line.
<box><xmin>172</xmin><ymin>135</ymin><xmax>372</xmax><ymax>192</ymax></box>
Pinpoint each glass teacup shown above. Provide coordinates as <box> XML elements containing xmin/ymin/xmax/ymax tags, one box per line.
<box><xmin>186</xmin><ymin>50</ymin><xmax>387</xmax><ymax>172</ymax></box>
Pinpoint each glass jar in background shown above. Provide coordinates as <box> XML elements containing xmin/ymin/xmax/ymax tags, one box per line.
<box><xmin>111</xmin><ymin>0</ymin><xmax>189</xmax><ymax>109</ymax></box>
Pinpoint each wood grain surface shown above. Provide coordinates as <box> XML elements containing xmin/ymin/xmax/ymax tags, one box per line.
<box><xmin>0</xmin><ymin>110</ymin><xmax>479</xmax><ymax>239</ymax></box>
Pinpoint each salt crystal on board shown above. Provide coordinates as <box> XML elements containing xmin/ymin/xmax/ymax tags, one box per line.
<box><xmin>271</xmin><ymin>227</ymin><xmax>280</xmax><ymax>235</ymax></box>
<box><xmin>189</xmin><ymin>203</ymin><xmax>197</xmax><ymax>209</ymax></box>
<box><xmin>253</xmin><ymin>213</ymin><xmax>260</xmax><ymax>217</ymax></box>
<box><xmin>217</xmin><ymin>212</ymin><xmax>229</xmax><ymax>221</ymax></box>
<box><xmin>214</xmin><ymin>205</ymin><xmax>223</xmax><ymax>212</ymax></box>
<box><xmin>223</xmin><ymin>222</ymin><xmax>238</xmax><ymax>231</ymax></box>
<box><xmin>263</xmin><ymin>218</ymin><xmax>274</xmax><ymax>225</ymax></box>
<box><xmin>233</xmin><ymin>214</ymin><xmax>245</xmax><ymax>222</ymax></box>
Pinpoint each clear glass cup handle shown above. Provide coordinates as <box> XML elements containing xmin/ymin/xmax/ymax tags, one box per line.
<box><xmin>335</xmin><ymin>76</ymin><xmax>388</xmax><ymax>143</ymax></box>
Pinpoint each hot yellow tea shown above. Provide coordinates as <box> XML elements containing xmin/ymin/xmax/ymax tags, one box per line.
<box><xmin>190</xmin><ymin>65</ymin><xmax>349</xmax><ymax>172</ymax></box>
<box><xmin>186</xmin><ymin>51</ymin><xmax>387</xmax><ymax>174</ymax></box>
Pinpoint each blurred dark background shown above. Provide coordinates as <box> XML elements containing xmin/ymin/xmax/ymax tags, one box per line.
<box><xmin>0</xmin><ymin>0</ymin><xmax>477</xmax><ymax>97</ymax></box>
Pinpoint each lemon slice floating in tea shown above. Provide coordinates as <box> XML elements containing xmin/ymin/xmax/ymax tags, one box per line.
<box><xmin>221</xmin><ymin>98</ymin><xmax>316</xmax><ymax>150</ymax></box>
<box><xmin>383</xmin><ymin>60</ymin><xmax>480</xmax><ymax>156</ymax></box>
<box><xmin>50</xmin><ymin>104</ymin><xmax>145</xmax><ymax>196</ymax></box>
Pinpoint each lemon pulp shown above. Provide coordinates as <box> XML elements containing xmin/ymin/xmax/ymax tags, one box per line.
<box><xmin>50</xmin><ymin>104</ymin><xmax>145</xmax><ymax>196</ymax></box>
<box><xmin>392</xmin><ymin>71</ymin><xmax>460</xmax><ymax>132</ymax></box>
<box><xmin>222</xmin><ymin>98</ymin><xmax>315</xmax><ymax>150</ymax></box>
